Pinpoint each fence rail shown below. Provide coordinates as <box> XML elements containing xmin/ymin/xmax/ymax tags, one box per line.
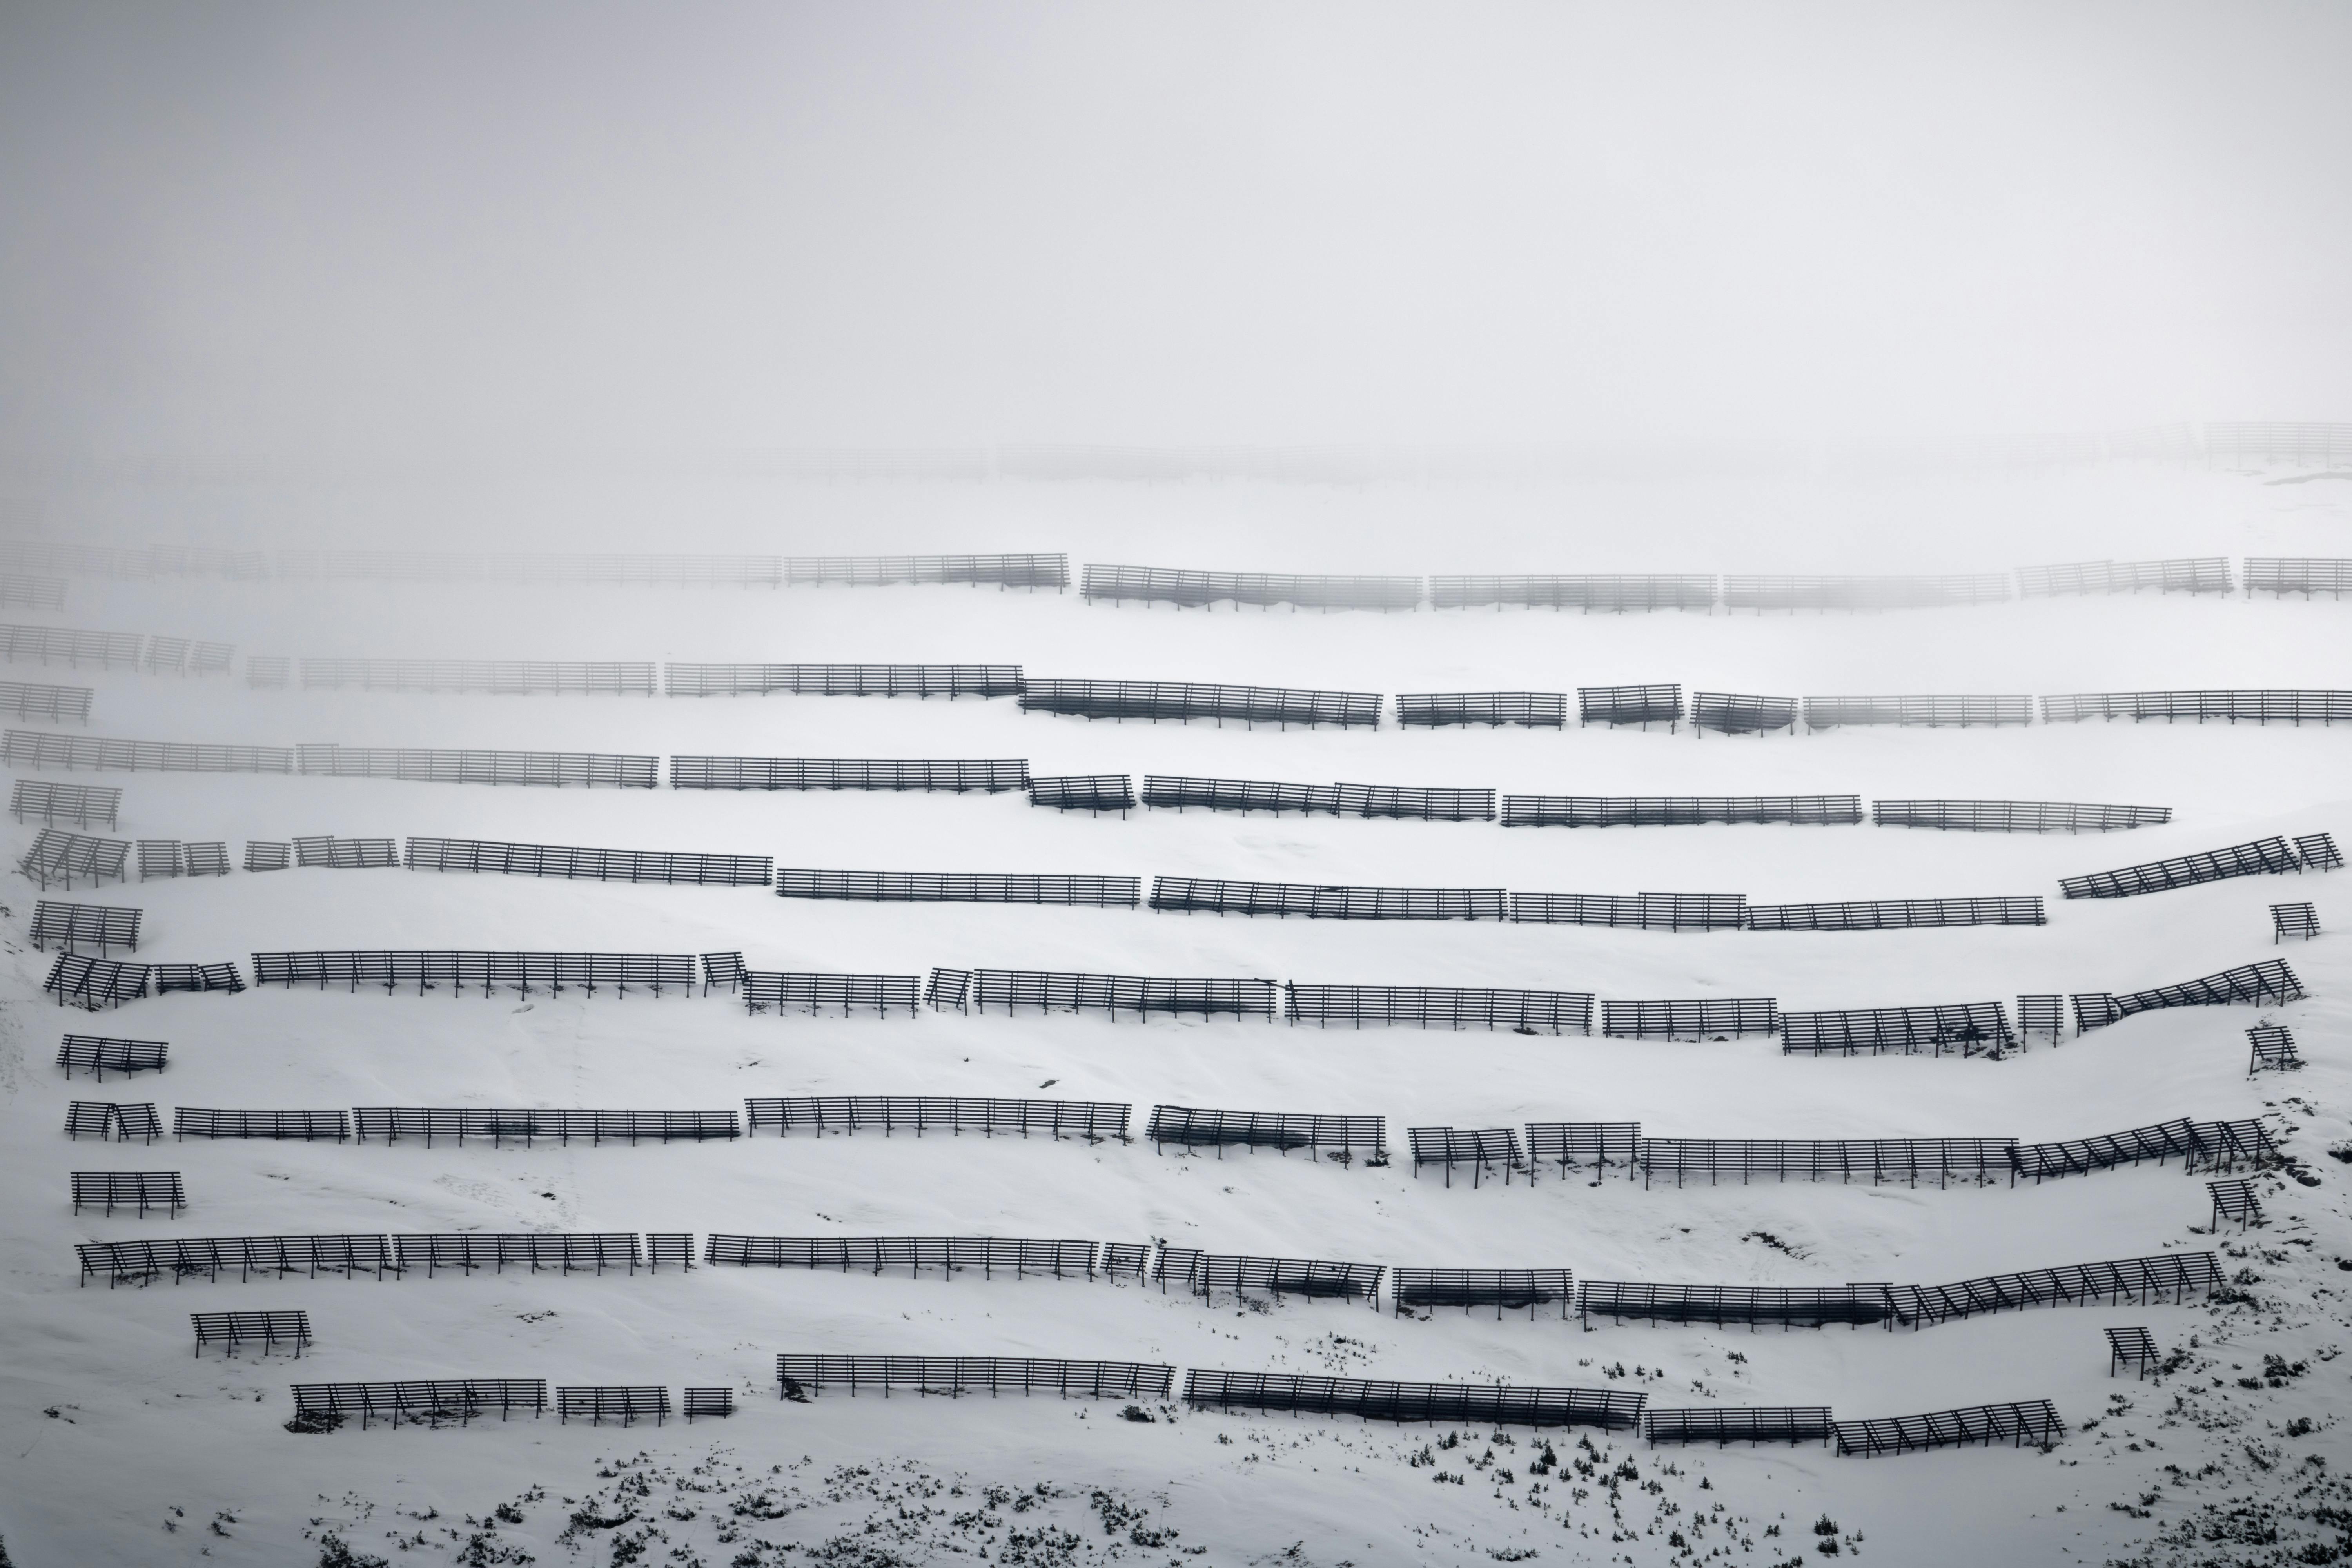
<box><xmin>1184</xmin><ymin>1370</ymin><xmax>1645</xmax><ymax>1430</ymax></box>
<box><xmin>777</xmin><ymin>1355</ymin><xmax>1172</xmax><ymax>1399</ymax></box>
<box><xmin>956</xmin><ymin>969</ymin><xmax>1282</xmax><ymax>1020</ymax></box>
<box><xmin>2042</xmin><ymin>690</ymin><xmax>2352</xmax><ymax>725</ymax></box>
<box><xmin>1395</xmin><ymin>691</ymin><xmax>1568</xmax><ymax>728</ymax></box>
<box><xmin>1081</xmin><ymin>565</ymin><xmax>1423</xmax><ymax>611</ymax></box>
<box><xmin>664</xmin><ymin>663</ymin><xmax>1023</xmax><ymax>698</ymax></box>
<box><xmin>1430</xmin><ymin>575</ymin><xmax>1715</xmax><ymax>612</ymax></box>
<box><xmin>1873</xmin><ymin>799</ymin><xmax>2170</xmax><ymax>833</ymax></box>
<box><xmin>296</xmin><ymin>743</ymin><xmax>656</xmax><ymax>788</ymax></box>
<box><xmin>298</xmin><ymin>659</ymin><xmax>656</xmax><ymax>695</ymax></box>
<box><xmin>1020</xmin><ymin>679</ymin><xmax>1381</xmax><ymax>728</ymax></box>
<box><xmin>2059</xmin><ymin>836</ymin><xmax>2303</xmax><ymax>898</ymax></box>
<box><xmin>1503</xmin><ymin>795</ymin><xmax>1860</xmax><ymax>828</ymax></box>
<box><xmin>1802</xmin><ymin>694</ymin><xmax>2032</xmax><ymax>728</ymax></box>
<box><xmin>1151</xmin><ymin>877</ymin><xmax>1508</xmax><ymax>921</ymax></box>
<box><xmin>669</xmin><ymin>755</ymin><xmax>1028</xmax><ymax>792</ymax></box>
<box><xmin>408</xmin><ymin>837</ymin><xmax>772</xmax><ymax>886</ymax></box>
<box><xmin>1743</xmin><ymin>897</ymin><xmax>2045</xmax><ymax>931</ymax></box>
<box><xmin>774</xmin><ymin>869</ymin><xmax>1138</xmax><ymax>906</ymax></box>
<box><xmin>3</xmin><ymin>730</ymin><xmax>294</xmax><ymax>774</ymax></box>
<box><xmin>1286</xmin><ymin>983</ymin><xmax>1593</xmax><ymax>1033</ymax></box>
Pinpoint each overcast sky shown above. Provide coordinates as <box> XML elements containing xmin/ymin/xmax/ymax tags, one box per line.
<box><xmin>2</xmin><ymin>2</ymin><xmax>2347</xmax><ymax>466</ymax></box>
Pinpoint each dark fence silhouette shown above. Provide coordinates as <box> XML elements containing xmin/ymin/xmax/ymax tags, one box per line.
<box><xmin>1780</xmin><ymin>1002</ymin><xmax>2015</xmax><ymax>1056</ymax></box>
<box><xmin>2247</xmin><ymin>1024</ymin><xmax>2300</xmax><ymax>1073</ymax></box>
<box><xmin>21</xmin><ymin>814</ymin><xmax>123</xmax><ymax>872</ymax></box>
<box><xmin>776</xmin><ymin>1355</ymin><xmax>1172</xmax><ymax>1399</ymax></box>
<box><xmin>1430</xmin><ymin>575</ymin><xmax>1715</xmax><ymax>612</ymax></box>
<box><xmin>2072</xmin><ymin>960</ymin><xmax>2303</xmax><ymax>1032</ymax></box>
<box><xmin>78</xmin><ymin>1233</ymin><xmax>398</xmax><ymax>1287</ymax></box>
<box><xmin>2274</xmin><ymin>902</ymin><xmax>2320</xmax><ymax>942</ymax></box>
<box><xmin>243</xmin><ymin>841</ymin><xmax>291</xmax><ymax>871</ymax></box>
<box><xmin>1187</xmin><ymin>1254</ymin><xmax>1383</xmax><ymax>1305</ymax></box>
<box><xmin>1141</xmin><ymin>776</ymin><xmax>1494</xmax><ymax>819</ymax></box>
<box><xmin>3</xmin><ymin>730</ymin><xmax>294</xmax><ymax>774</ymax></box>
<box><xmin>775</xmin><ymin>869</ymin><xmax>1138</xmax><ymax>906</ymax></box>
<box><xmin>154</xmin><ymin>962</ymin><xmax>244</xmax><ymax>996</ymax></box>
<box><xmin>71</xmin><ymin>1169</ymin><xmax>186</xmax><ymax>1216</ymax></box>
<box><xmin>393</xmin><ymin>1232</ymin><xmax>645</xmax><ymax>1275</ymax></box>
<box><xmin>705</xmin><ymin>1234</ymin><xmax>1098</xmax><ymax>1279</ymax></box>
<box><xmin>748</xmin><ymin>1096</ymin><xmax>1129</xmax><ymax>1139</ymax></box>
<box><xmin>2012</xmin><ymin>1117</ymin><xmax>2273</xmax><ymax>1181</ymax></box>
<box><xmin>1408</xmin><ymin>1126</ymin><xmax>1524</xmax><ymax>1186</ymax></box>
<box><xmin>192</xmin><ymin>1309</ymin><xmax>310</xmax><ymax>1358</ymax></box>
<box><xmin>56</xmin><ymin>1034</ymin><xmax>167</xmax><ymax>1079</ymax></box>
<box><xmin>298</xmin><ymin>658</ymin><xmax>655</xmax><ymax>695</ymax></box>
<box><xmin>2245</xmin><ymin>557</ymin><xmax>2352</xmax><ymax>597</ymax></box>
<box><xmin>1722</xmin><ymin>573</ymin><xmax>2010</xmax><ymax>612</ymax></box>
<box><xmin>1630</xmin><ymin>1137</ymin><xmax>2018</xmax><ymax>1188</ymax></box>
<box><xmin>1027</xmin><ymin>774</ymin><xmax>1136</xmax><ymax>812</ymax></box>
<box><xmin>1873</xmin><ymin>799</ymin><xmax>2169</xmax><ymax>833</ymax></box>
<box><xmin>44</xmin><ymin>953</ymin><xmax>151</xmax><ymax>1007</ymax></box>
<box><xmin>1396</xmin><ymin>691</ymin><xmax>1567</xmax><ymax>728</ymax></box>
<box><xmin>1601</xmin><ymin>999</ymin><xmax>1779</xmax><ymax>1039</ymax></box>
<box><xmin>11</xmin><ymin>779</ymin><xmax>121</xmax><ymax>829</ymax></box>
<box><xmin>1081</xmin><ymin>564</ymin><xmax>1422</xmax><ymax>611</ymax></box>
<box><xmin>1184</xmin><ymin>1370</ymin><xmax>1645</xmax><ymax>1429</ymax></box>
<box><xmin>1577</xmin><ymin>684</ymin><xmax>1683</xmax><ymax>726</ymax></box>
<box><xmin>951</xmin><ymin>969</ymin><xmax>1281</xmax><ymax>1020</ymax></box>
<box><xmin>1020</xmin><ymin>679</ymin><xmax>1381</xmax><ymax>728</ymax></box>
<box><xmin>1151</xmin><ymin>877</ymin><xmax>1507</xmax><ymax>921</ymax></box>
<box><xmin>2043</xmin><ymin>690</ymin><xmax>2352</xmax><ymax>725</ymax></box>
<box><xmin>1508</xmin><ymin>892</ymin><xmax>1747</xmax><ymax>931</ymax></box>
<box><xmin>1579</xmin><ymin>1281</ymin><xmax>1891</xmax><ymax>1329</ymax></box>
<box><xmin>31</xmin><ymin>900</ymin><xmax>141</xmax><ymax>952</ymax></box>
<box><xmin>557</xmin><ymin>1387</ymin><xmax>671</xmax><ymax>1426</ymax></box>
<box><xmin>1743</xmin><ymin>897</ymin><xmax>2046</xmax><ymax>931</ymax></box>
<box><xmin>253</xmin><ymin>950</ymin><xmax>700</xmax><ymax>996</ymax></box>
<box><xmin>1391</xmin><ymin>1268</ymin><xmax>1576</xmax><ymax>1318</ymax></box>
<box><xmin>1691</xmin><ymin>691</ymin><xmax>1800</xmax><ymax>735</ymax></box>
<box><xmin>409</xmin><ymin>837</ymin><xmax>772</xmax><ymax>886</ymax></box>
<box><xmin>1503</xmin><ymin>795</ymin><xmax>1860</xmax><ymax>828</ymax></box>
<box><xmin>1886</xmin><ymin>1253</ymin><xmax>2221</xmax><ymax>1328</ymax></box>
<box><xmin>663</xmin><ymin>662</ymin><xmax>1023</xmax><ymax>697</ymax></box>
<box><xmin>290</xmin><ymin>1380</ymin><xmax>546</xmax><ymax>1428</ymax></box>
<box><xmin>743</xmin><ymin>971</ymin><xmax>922</xmax><ymax>1016</ymax></box>
<box><xmin>1526</xmin><ymin>1122</ymin><xmax>1642</xmax><ymax>1177</ymax></box>
<box><xmin>175</xmin><ymin>1109</ymin><xmax>350</xmax><ymax>1141</ymax></box>
<box><xmin>292</xmin><ymin>835</ymin><xmax>397</xmax><ymax>869</ymax></box>
<box><xmin>1834</xmin><ymin>1401</ymin><xmax>2063</xmax><ymax>1456</ymax></box>
<box><xmin>670</xmin><ymin>755</ymin><xmax>1028</xmax><ymax>792</ymax></box>
<box><xmin>1801</xmin><ymin>695</ymin><xmax>2032</xmax><ymax>729</ymax></box>
<box><xmin>296</xmin><ymin>743</ymin><xmax>657</xmax><ymax>788</ymax></box>
<box><xmin>1644</xmin><ymin>1406</ymin><xmax>1834</xmax><ymax>1445</ymax></box>
<box><xmin>1148</xmin><ymin>1105</ymin><xmax>1384</xmax><ymax>1157</ymax></box>
<box><xmin>2059</xmin><ymin>835</ymin><xmax>2303</xmax><ymax>898</ymax></box>
<box><xmin>1285</xmin><ymin>983</ymin><xmax>1593</xmax><ymax>1033</ymax></box>
<box><xmin>355</xmin><ymin>1108</ymin><xmax>739</xmax><ymax>1144</ymax></box>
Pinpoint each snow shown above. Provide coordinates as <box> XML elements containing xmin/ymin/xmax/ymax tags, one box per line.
<box><xmin>1</xmin><ymin>461</ymin><xmax>2348</xmax><ymax>1567</ymax></box>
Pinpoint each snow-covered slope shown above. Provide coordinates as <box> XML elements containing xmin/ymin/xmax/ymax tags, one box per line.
<box><xmin>2</xmin><ymin>462</ymin><xmax>2347</xmax><ymax>1568</ymax></box>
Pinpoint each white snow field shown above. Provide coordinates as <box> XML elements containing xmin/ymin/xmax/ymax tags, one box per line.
<box><xmin>2</xmin><ymin>460</ymin><xmax>2348</xmax><ymax>1568</ymax></box>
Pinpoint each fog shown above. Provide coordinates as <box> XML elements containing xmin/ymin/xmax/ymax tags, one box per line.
<box><xmin>2</xmin><ymin>0</ymin><xmax>2347</xmax><ymax>477</ymax></box>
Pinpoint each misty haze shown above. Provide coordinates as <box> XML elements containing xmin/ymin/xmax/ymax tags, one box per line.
<box><xmin>1</xmin><ymin>5</ymin><xmax>2348</xmax><ymax>1566</ymax></box>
